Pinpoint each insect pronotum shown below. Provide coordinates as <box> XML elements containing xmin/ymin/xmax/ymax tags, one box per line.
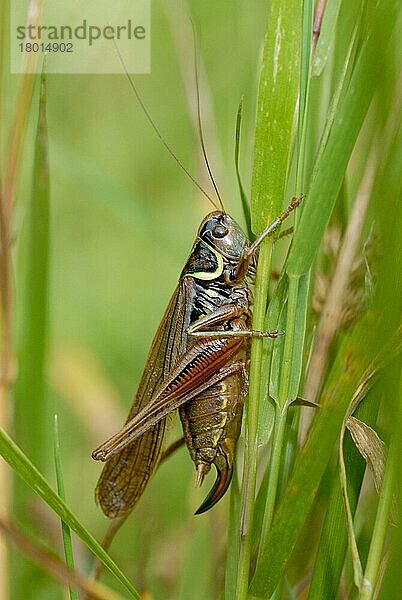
<box><xmin>92</xmin><ymin>45</ymin><xmax>301</xmax><ymax>517</ymax></box>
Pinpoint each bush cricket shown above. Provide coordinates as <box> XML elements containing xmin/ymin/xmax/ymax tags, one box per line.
<box><xmin>92</xmin><ymin>197</ymin><xmax>300</xmax><ymax>517</ymax></box>
<box><xmin>92</xmin><ymin>45</ymin><xmax>301</xmax><ymax>517</ymax></box>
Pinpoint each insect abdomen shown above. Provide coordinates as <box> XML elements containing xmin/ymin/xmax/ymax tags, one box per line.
<box><xmin>179</xmin><ymin>359</ymin><xmax>245</xmax><ymax>513</ymax></box>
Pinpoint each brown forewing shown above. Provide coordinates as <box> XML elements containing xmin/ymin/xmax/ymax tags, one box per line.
<box><xmin>95</xmin><ymin>278</ymin><xmax>195</xmax><ymax>518</ymax></box>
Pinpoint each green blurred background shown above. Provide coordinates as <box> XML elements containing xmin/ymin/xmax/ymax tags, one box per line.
<box><xmin>2</xmin><ymin>0</ymin><xmax>401</xmax><ymax>598</ymax></box>
<box><xmin>3</xmin><ymin>1</ymin><xmax>269</xmax><ymax>598</ymax></box>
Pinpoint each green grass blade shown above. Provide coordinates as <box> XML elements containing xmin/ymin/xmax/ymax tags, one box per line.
<box><xmin>11</xmin><ymin>66</ymin><xmax>52</xmax><ymax>598</ymax></box>
<box><xmin>234</xmin><ymin>97</ymin><xmax>252</xmax><ymax>240</ymax></box>
<box><xmin>253</xmin><ymin>273</ymin><xmax>309</xmax><ymax>578</ymax></box>
<box><xmin>249</xmin><ymin>315</ymin><xmax>376</xmax><ymax>597</ymax></box>
<box><xmin>312</xmin><ymin>0</ymin><xmax>343</xmax><ymax>77</ymax></box>
<box><xmin>268</xmin><ymin>274</ymin><xmax>310</xmax><ymax>406</ymax></box>
<box><xmin>307</xmin><ymin>403</ymin><xmax>370</xmax><ymax>599</ymax></box>
<box><xmin>287</xmin><ymin>0</ymin><xmax>400</xmax><ymax>277</ymax></box>
<box><xmin>225</xmin><ymin>465</ymin><xmax>241</xmax><ymax>599</ymax></box>
<box><xmin>254</xmin><ymin>0</ymin><xmax>313</xmax><ymax>567</ymax></box>
<box><xmin>252</xmin><ymin>0</ymin><xmax>313</xmax><ymax>545</ymax></box>
<box><xmin>284</xmin><ymin>273</ymin><xmax>309</xmax><ymax>402</ymax></box>
<box><xmin>295</xmin><ymin>0</ymin><xmax>314</xmax><ymax>190</ymax></box>
<box><xmin>234</xmin><ymin>1</ymin><xmax>302</xmax><ymax>596</ymax></box>
<box><xmin>261</xmin><ymin>273</ymin><xmax>288</xmax><ymax>406</ymax></box>
<box><xmin>378</xmin><ymin>370</ymin><xmax>402</xmax><ymax>600</ymax></box>
<box><xmin>250</xmin><ymin>1</ymin><xmax>301</xmax><ymax>232</ymax></box>
<box><xmin>53</xmin><ymin>415</ymin><xmax>78</xmax><ymax>600</ymax></box>
<box><xmin>0</xmin><ymin>426</ymin><xmax>139</xmax><ymax>599</ymax></box>
<box><xmin>14</xmin><ymin>68</ymin><xmax>49</xmax><ymax>469</ymax></box>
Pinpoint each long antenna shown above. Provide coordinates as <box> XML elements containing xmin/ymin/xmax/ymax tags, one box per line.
<box><xmin>113</xmin><ymin>41</ymin><xmax>220</xmax><ymax>211</ymax></box>
<box><xmin>190</xmin><ymin>21</ymin><xmax>225</xmax><ymax>212</ymax></box>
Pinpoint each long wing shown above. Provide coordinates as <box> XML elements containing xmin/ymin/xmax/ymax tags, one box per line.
<box><xmin>93</xmin><ymin>334</ymin><xmax>244</xmax><ymax>461</ymax></box>
<box><xmin>95</xmin><ymin>278</ymin><xmax>194</xmax><ymax>518</ymax></box>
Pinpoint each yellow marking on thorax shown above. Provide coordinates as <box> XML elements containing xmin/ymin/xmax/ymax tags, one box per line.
<box><xmin>184</xmin><ymin>240</ymin><xmax>224</xmax><ymax>281</ymax></box>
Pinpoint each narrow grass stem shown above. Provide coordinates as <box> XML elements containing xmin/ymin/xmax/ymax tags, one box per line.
<box><xmin>54</xmin><ymin>416</ymin><xmax>78</xmax><ymax>600</ymax></box>
<box><xmin>257</xmin><ymin>276</ymin><xmax>299</xmax><ymax>562</ymax></box>
<box><xmin>359</xmin><ymin>381</ymin><xmax>401</xmax><ymax>600</ymax></box>
<box><xmin>235</xmin><ymin>240</ymin><xmax>273</xmax><ymax>599</ymax></box>
<box><xmin>259</xmin><ymin>405</ymin><xmax>287</xmax><ymax>548</ymax></box>
<box><xmin>0</xmin><ymin>197</ymin><xmax>11</xmax><ymax>600</ymax></box>
<box><xmin>278</xmin><ymin>276</ymin><xmax>299</xmax><ymax>408</ymax></box>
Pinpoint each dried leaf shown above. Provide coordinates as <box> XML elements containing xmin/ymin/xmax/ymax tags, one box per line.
<box><xmin>338</xmin><ymin>324</ymin><xmax>402</xmax><ymax>591</ymax></box>
<box><xmin>346</xmin><ymin>416</ymin><xmax>386</xmax><ymax>494</ymax></box>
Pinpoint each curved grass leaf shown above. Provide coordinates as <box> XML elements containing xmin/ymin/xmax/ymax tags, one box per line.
<box><xmin>54</xmin><ymin>414</ymin><xmax>78</xmax><ymax>600</ymax></box>
<box><xmin>0</xmin><ymin>426</ymin><xmax>139</xmax><ymax>599</ymax></box>
<box><xmin>346</xmin><ymin>417</ymin><xmax>386</xmax><ymax>496</ymax></box>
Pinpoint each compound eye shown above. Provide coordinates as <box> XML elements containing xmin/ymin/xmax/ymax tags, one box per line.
<box><xmin>212</xmin><ymin>224</ymin><xmax>229</xmax><ymax>238</ymax></box>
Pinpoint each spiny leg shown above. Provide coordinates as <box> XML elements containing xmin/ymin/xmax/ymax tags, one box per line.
<box><xmin>187</xmin><ymin>328</ymin><xmax>283</xmax><ymax>339</ymax></box>
<box><xmin>186</xmin><ymin>303</ymin><xmax>283</xmax><ymax>339</ymax></box>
